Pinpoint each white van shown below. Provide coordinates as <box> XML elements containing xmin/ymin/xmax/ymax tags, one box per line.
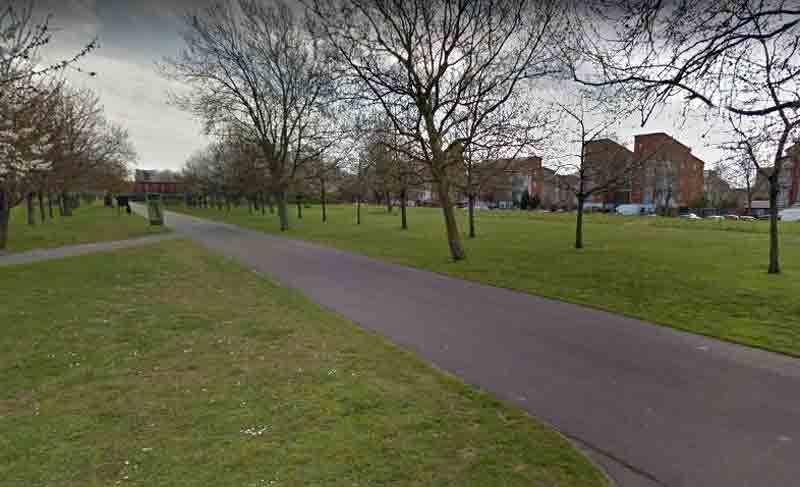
<box><xmin>779</xmin><ymin>206</ymin><xmax>800</xmax><ymax>222</ymax></box>
<box><xmin>616</xmin><ymin>204</ymin><xmax>643</xmax><ymax>216</ymax></box>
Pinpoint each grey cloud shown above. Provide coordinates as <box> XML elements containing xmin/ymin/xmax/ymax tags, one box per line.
<box><xmin>31</xmin><ymin>0</ymin><xmax>726</xmax><ymax>172</ymax></box>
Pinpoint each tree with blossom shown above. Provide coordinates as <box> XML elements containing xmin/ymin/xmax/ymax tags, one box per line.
<box><xmin>0</xmin><ymin>1</ymin><xmax>98</xmax><ymax>249</ymax></box>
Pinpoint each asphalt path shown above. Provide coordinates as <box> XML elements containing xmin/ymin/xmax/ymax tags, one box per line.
<box><xmin>0</xmin><ymin>233</ymin><xmax>178</xmax><ymax>267</ymax></box>
<box><xmin>142</xmin><ymin>206</ymin><xmax>800</xmax><ymax>487</ymax></box>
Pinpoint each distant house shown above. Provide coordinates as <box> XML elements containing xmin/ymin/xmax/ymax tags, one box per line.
<box><xmin>704</xmin><ymin>169</ymin><xmax>734</xmax><ymax>208</ymax></box>
<box><xmin>416</xmin><ymin>156</ymin><xmax>544</xmax><ymax>208</ymax></box>
<box><xmin>751</xmin><ymin>143</ymin><xmax>800</xmax><ymax>210</ymax></box>
<box><xmin>533</xmin><ymin>168</ymin><xmax>577</xmax><ymax>210</ymax></box>
<box><xmin>133</xmin><ymin>169</ymin><xmax>182</xmax><ymax>197</ymax></box>
<box><xmin>477</xmin><ymin>156</ymin><xmax>543</xmax><ymax>208</ymax></box>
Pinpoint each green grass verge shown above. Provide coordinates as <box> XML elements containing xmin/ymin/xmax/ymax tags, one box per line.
<box><xmin>171</xmin><ymin>203</ymin><xmax>800</xmax><ymax>358</ymax></box>
<box><xmin>5</xmin><ymin>203</ymin><xmax>166</xmax><ymax>254</ymax></box>
<box><xmin>0</xmin><ymin>240</ymin><xmax>608</xmax><ymax>487</ymax></box>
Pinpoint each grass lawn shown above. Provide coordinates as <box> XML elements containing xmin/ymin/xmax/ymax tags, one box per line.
<box><xmin>0</xmin><ymin>240</ymin><xmax>608</xmax><ymax>486</ymax></box>
<box><xmin>4</xmin><ymin>203</ymin><xmax>165</xmax><ymax>254</ymax></box>
<box><xmin>172</xmin><ymin>203</ymin><xmax>800</xmax><ymax>357</ymax></box>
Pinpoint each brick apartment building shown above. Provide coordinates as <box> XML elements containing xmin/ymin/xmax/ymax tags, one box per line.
<box><xmin>134</xmin><ymin>169</ymin><xmax>182</xmax><ymax>196</ymax></box>
<box><xmin>548</xmin><ymin>133</ymin><xmax>705</xmax><ymax>213</ymax></box>
<box><xmin>480</xmin><ymin>156</ymin><xmax>543</xmax><ymax>207</ymax></box>
<box><xmin>752</xmin><ymin>143</ymin><xmax>800</xmax><ymax>209</ymax></box>
<box><xmin>631</xmin><ymin>133</ymin><xmax>705</xmax><ymax>211</ymax></box>
<box><xmin>416</xmin><ymin>133</ymin><xmax>708</xmax><ymax>212</ymax></box>
<box><xmin>583</xmin><ymin>138</ymin><xmax>635</xmax><ymax>209</ymax></box>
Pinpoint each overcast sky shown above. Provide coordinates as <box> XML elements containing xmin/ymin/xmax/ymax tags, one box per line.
<box><xmin>35</xmin><ymin>0</ymin><xmax>727</xmax><ymax>173</ymax></box>
<box><xmin>35</xmin><ymin>0</ymin><xmax>211</xmax><ymax>172</ymax></box>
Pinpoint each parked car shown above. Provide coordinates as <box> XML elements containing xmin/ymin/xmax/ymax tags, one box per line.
<box><xmin>724</xmin><ymin>214</ymin><xmax>740</xmax><ymax>220</ymax></box>
<box><xmin>757</xmin><ymin>214</ymin><xmax>773</xmax><ymax>221</ymax></box>
<box><xmin>680</xmin><ymin>213</ymin><xmax>702</xmax><ymax>220</ymax></box>
<box><xmin>707</xmin><ymin>215</ymin><xmax>725</xmax><ymax>221</ymax></box>
<box><xmin>779</xmin><ymin>206</ymin><xmax>800</xmax><ymax>222</ymax></box>
<box><xmin>739</xmin><ymin>215</ymin><xmax>757</xmax><ymax>221</ymax></box>
<box><xmin>616</xmin><ymin>204</ymin><xmax>645</xmax><ymax>216</ymax></box>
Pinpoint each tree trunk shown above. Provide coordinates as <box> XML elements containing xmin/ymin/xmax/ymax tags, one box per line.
<box><xmin>0</xmin><ymin>191</ymin><xmax>9</xmax><ymax>251</ymax></box>
<box><xmin>260</xmin><ymin>193</ymin><xmax>266</xmax><ymax>215</ymax></box>
<box><xmin>357</xmin><ymin>196</ymin><xmax>362</xmax><ymax>225</ymax></box>
<box><xmin>321</xmin><ymin>178</ymin><xmax>327</xmax><ymax>223</ymax></box>
<box><xmin>768</xmin><ymin>180</ymin><xmax>780</xmax><ymax>274</ymax></box>
<box><xmin>575</xmin><ymin>196</ymin><xmax>585</xmax><ymax>249</ymax></box>
<box><xmin>275</xmin><ymin>190</ymin><xmax>289</xmax><ymax>231</ymax></box>
<box><xmin>386</xmin><ymin>191</ymin><xmax>393</xmax><ymax>213</ymax></box>
<box><xmin>468</xmin><ymin>193</ymin><xmax>476</xmax><ymax>238</ymax></box>
<box><xmin>248</xmin><ymin>197</ymin><xmax>253</xmax><ymax>214</ymax></box>
<box><xmin>48</xmin><ymin>193</ymin><xmax>54</xmax><ymax>219</ymax></box>
<box><xmin>61</xmin><ymin>192</ymin><xmax>72</xmax><ymax>217</ymax></box>
<box><xmin>296</xmin><ymin>200</ymin><xmax>303</xmax><ymax>220</ymax></box>
<box><xmin>435</xmin><ymin>179</ymin><xmax>466</xmax><ymax>261</ymax></box>
<box><xmin>38</xmin><ymin>192</ymin><xmax>45</xmax><ymax>222</ymax></box>
<box><xmin>26</xmin><ymin>192</ymin><xmax>35</xmax><ymax>225</ymax></box>
<box><xmin>400</xmin><ymin>188</ymin><xmax>407</xmax><ymax>230</ymax></box>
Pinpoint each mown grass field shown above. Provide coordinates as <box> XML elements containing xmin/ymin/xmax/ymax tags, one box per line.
<box><xmin>172</xmin><ymin>203</ymin><xmax>800</xmax><ymax>357</ymax></box>
<box><xmin>4</xmin><ymin>203</ymin><xmax>165</xmax><ymax>253</ymax></box>
<box><xmin>0</xmin><ymin>240</ymin><xmax>608</xmax><ymax>487</ymax></box>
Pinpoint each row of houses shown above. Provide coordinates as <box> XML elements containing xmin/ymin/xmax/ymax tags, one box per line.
<box><xmin>459</xmin><ymin>132</ymin><xmax>800</xmax><ymax>214</ymax></box>
<box><xmin>469</xmin><ymin>133</ymin><xmax>707</xmax><ymax>213</ymax></box>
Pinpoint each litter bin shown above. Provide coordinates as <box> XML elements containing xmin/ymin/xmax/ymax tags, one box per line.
<box><xmin>146</xmin><ymin>193</ymin><xmax>164</xmax><ymax>226</ymax></box>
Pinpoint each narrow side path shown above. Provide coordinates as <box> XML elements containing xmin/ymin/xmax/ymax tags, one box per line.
<box><xmin>145</xmin><ymin>206</ymin><xmax>800</xmax><ymax>487</ymax></box>
<box><xmin>0</xmin><ymin>233</ymin><xmax>179</xmax><ymax>267</ymax></box>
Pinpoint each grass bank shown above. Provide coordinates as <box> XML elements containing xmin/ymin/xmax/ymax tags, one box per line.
<box><xmin>4</xmin><ymin>203</ymin><xmax>165</xmax><ymax>254</ymax></box>
<box><xmin>0</xmin><ymin>240</ymin><xmax>608</xmax><ymax>486</ymax></box>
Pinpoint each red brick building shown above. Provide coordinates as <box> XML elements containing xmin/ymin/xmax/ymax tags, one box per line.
<box><xmin>631</xmin><ymin>133</ymin><xmax>705</xmax><ymax>211</ymax></box>
<box><xmin>478</xmin><ymin>156</ymin><xmax>543</xmax><ymax>207</ymax></box>
<box><xmin>583</xmin><ymin>139</ymin><xmax>635</xmax><ymax>208</ymax></box>
<box><xmin>133</xmin><ymin>170</ymin><xmax>182</xmax><ymax>196</ymax></box>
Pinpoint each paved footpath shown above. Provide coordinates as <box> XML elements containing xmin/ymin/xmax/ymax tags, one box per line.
<box><xmin>0</xmin><ymin>233</ymin><xmax>179</xmax><ymax>267</ymax></box>
<box><xmin>144</xmin><ymin>207</ymin><xmax>800</xmax><ymax>487</ymax></box>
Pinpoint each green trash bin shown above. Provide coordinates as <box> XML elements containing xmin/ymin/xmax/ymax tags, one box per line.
<box><xmin>146</xmin><ymin>193</ymin><xmax>164</xmax><ymax>226</ymax></box>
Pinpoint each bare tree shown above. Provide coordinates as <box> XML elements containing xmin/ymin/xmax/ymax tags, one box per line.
<box><xmin>361</xmin><ymin>114</ymin><xmax>426</xmax><ymax>229</ymax></box>
<box><xmin>721</xmin><ymin>150</ymin><xmax>758</xmax><ymax>214</ymax></box>
<box><xmin>352</xmin><ymin>144</ymin><xmax>375</xmax><ymax>226</ymax></box>
<box><xmin>722</xmin><ymin>112</ymin><xmax>798</xmax><ymax>273</ymax></box>
<box><xmin>307</xmin><ymin>0</ymin><xmax>562</xmax><ymax>260</ymax></box>
<box><xmin>49</xmin><ymin>87</ymin><xmax>135</xmax><ymax>216</ymax></box>
<box><xmin>551</xmin><ymin>92</ymin><xmax>632</xmax><ymax>249</ymax></box>
<box><xmin>308</xmin><ymin>137</ymin><xmax>361</xmax><ymax>224</ymax></box>
<box><xmin>454</xmin><ymin>88</ymin><xmax>554</xmax><ymax>238</ymax></box>
<box><xmin>162</xmin><ymin>0</ymin><xmax>338</xmax><ymax>231</ymax></box>
<box><xmin>568</xmin><ymin>0</ymin><xmax>800</xmax><ymax>273</ymax></box>
<box><xmin>551</xmin><ymin>88</ymin><xmax>681</xmax><ymax>248</ymax></box>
